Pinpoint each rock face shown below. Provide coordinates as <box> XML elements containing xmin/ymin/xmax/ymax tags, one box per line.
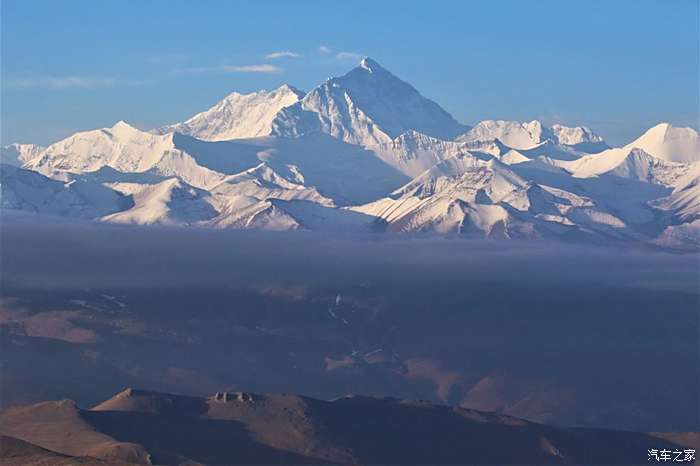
<box><xmin>1</xmin><ymin>388</ymin><xmax>694</xmax><ymax>465</ymax></box>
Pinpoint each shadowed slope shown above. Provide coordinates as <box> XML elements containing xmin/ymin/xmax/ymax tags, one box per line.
<box><xmin>1</xmin><ymin>388</ymin><xmax>692</xmax><ymax>465</ymax></box>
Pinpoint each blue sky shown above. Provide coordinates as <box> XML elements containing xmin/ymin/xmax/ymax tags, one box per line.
<box><xmin>2</xmin><ymin>0</ymin><xmax>698</xmax><ymax>146</ymax></box>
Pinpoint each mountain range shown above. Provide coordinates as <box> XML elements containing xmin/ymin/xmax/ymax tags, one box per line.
<box><xmin>2</xmin><ymin>58</ymin><xmax>698</xmax><ymax>248</ymax></box>
<box><xmin>1</xmin><ymin>388</ymin><xmax>695</xmax><ymax>465</ymax></box>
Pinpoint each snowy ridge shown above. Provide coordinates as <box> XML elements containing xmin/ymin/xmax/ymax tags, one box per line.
<box><xmin>25</xmin><ymin>121</ymin><xmax>174</xmax><ymax>174</ymax></box>
<box><xmin>1</xmin><ymin>163</ymin><xmax>127</xmax><ymax>219</ymax></box>
<box><xmin>2</xmin><ymin>58</ymin><xmax>699</xmax><ymax>249</ymax></box>
<box><xmin>0</xmin><ymin>143</ymin><xmax>45</xmax><ymax>166</ymax></box>
<box><xmin>651</xmin><ymin>164</ymin><xmax>700</xmax><ymax>250</ymax></box>
<box><xmin>208</xmin><ymin>162</ymin><xmax>334</xmax><ymax>209</ymax></box>
<box><xmin>352</xmin><ymin>153</ymin><xmax>629</xmax><ymax>239</ymax></box>
<box><xmin>102</xmin><ymin>178</ymin><xmax>218</xmax><ymax>226</ymax></box>
<box><xmin>651</xmin><ymin>163</ymin><xmax>700</xmax><ymax>222</ymax></box>
<box><xmin>156</xmin><ymin>85</ymin><xmax>305</xmax><ymax>141</ymax></box>
<box><xmin>457</xmin><ymin>120</ymin><xmax>550</xmax><ymax>150</ymax></box>
<box><xmin>551</xmin><ymin>124</ymin><xmax>605</xmax><ymax>146</ymax></box>
<box><xmin>456</xmin><ymin>120</ymin><xmax>607</xmax><ymax>153</ymax></box>
<box><xmin>371</xmin><ymin>130</ymin><xmax>472</xmax><ymax>177</ymax></box>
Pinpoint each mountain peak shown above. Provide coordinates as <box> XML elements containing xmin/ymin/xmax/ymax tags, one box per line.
<box><xmin>359</xmin><ymin>57</ymin><xmax>382</xmax><ymax>73</ymax></box>
<box><xmin>626</xmin><ymin>122</ymin><xmax>699</xmax><ymax>163</ymax></box>
<box><xmin>636</xmin><ymin>122</ymin><xmax>671</xmax><ymax>140</ymax></box>
<box><xmin>112</xmin><ymin>120</ymin><xmax>135</xmax><ymax>130</ymax></box>
<box><xmin>223</xmin><ymin>84</ymin><xmax>303</xmax><ymax>101</ymax></box>
<box><xmin>650</xmin><ymin>122</ymin><xmax>671</xmax><ymax>131</ymax></box>
<box><xmin>109</xmin><ymin>120</ymin><xmax>142</xmax><ymax>138</ymax></box>
<box><xmin>277</xmin><ymin>83</ymin><xmax>304</xmax><ymax>95</ymax></box>
<box><xmin>271</xmin><ymin>57</ymin><xmax>467</xmax><ymax>145</ymax></box>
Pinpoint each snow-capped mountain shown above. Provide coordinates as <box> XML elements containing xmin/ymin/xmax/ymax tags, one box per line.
<box><xmin>456</xmin><ymin>120</ymin><xmax>608</xmax><ymax>153</ymax></box>
<box><xmin>623</xmin><ymin>122</ymin><xmax>699</xmax><ymax>164</ymax></box>
<box><xmin>26</xmin><ymin>121</ymin><xmax>174</xmax><ymax>174</ymax></box>
<box><xmin>2</xmin><ymin>57</ymin><xmax>699</xmax><ymax>249</ymax></box>
<box><xmin>655</xmin><ymin>163</ymin><xmax>700</xmax><ymax>222</ymax></box>
<box><xmin>271</xmin><ymin>58</ymin><xmax>467</xmax><ymax>147</ymax></box>
<box><xmin>156</xmin><ymin>85</ymin><xmax>305</xmax><ymax>141</ymax></box>
<box><xmin>352</xmin><ymin>154</ymin><xmax>632</xmax><ymax>239</ymax></box>
<box><xmin>650</xmin><ymin>164</ymin><xmax>700</xmax><ymax>248</ymax></box>
<box><xmin>457</xmin><ymin>120</ymin><xmax>549</xmax><ymax>150</ymax></box>
<box><xmin>19</xmin><ymin>120</ymin><xmax>408</xmax><ymax>205</ymax></box>
<box><xmin>562</xmin><ymin>147</ymin><xmax>690</xmax><ymax>186</ymax></box>
<box><xmin>102</xmin><ymin>178</ymin><xmax>218</xmax><ymax>226</ymax></box>
<box><xmin>1</xmin><ymin>163</ymin><xmax>127</xmax><ymax>218</ymax></box>
<box><xmin>371</xmin><ymin>131</ymin><xmax>472</xmax><ymax>177</ymax></box>
<box><xmin>551</xmin><ymin>124</ymin><xmax>607</xmax><ymax>150</ymax></box>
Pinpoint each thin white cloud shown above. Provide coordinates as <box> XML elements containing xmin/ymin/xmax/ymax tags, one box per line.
<box><xmin>222</xmin><ymin>64</ymin><xmax>282</xmax><ymax>73</ymax></box>
<box><xmin>173</xmin><ymin>64</ymin><xmax>282</xmax><ymax>74</ymax></box>
<box><xmin>318</xmin><ymin>45</ymin><xmax>331</xmax><ymax>54</ymax></box>
<box><xmin>336</xmin><ymin>51</ymin><xmax>363</xmax><ymax>61</ymax></box>
<box><xmin>144</xmin><ymin>53</ymin><xmax>189</xmax><ymax>65</ymax></box>
<box><xmin>265</xmin><ymin>51</ymin><xmax>301</xmax><ymax>59</ymax></box>
<box><xmin>5</xmin><ymin>76</ymin><xmax>117</xmax><ymax>90</ymax></box>
<box><xmin>173</xmin><ymin>66</ymin><xmax>215</xmax><ymax>74</ymax></box>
